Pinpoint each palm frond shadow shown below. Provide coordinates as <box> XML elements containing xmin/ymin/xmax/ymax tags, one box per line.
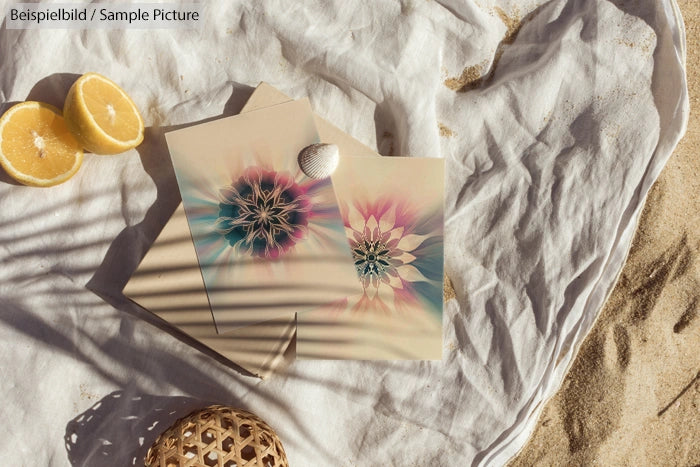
<box><xmin>86</xmin><ymin>82</ymin><xmax>256</xmax><ymax>297</ymax></box>
<box><xmin>0</xmin><ymin>76</ymin><xmax>334</xmax><ymax>463</ymax></box>
<box><xmin>1</xmin><ymin>76</ymin><xmax>446</xmax><ymax>466</ymax></box>
<box><xmin>73</xmin><ymin>82</ymin><xmax>348</xmax><ymax>462</ymax></box>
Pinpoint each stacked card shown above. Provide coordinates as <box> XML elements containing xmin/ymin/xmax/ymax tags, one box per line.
<box><xmin>124</xmin><ymin>84</ymin><xmax>445</xmax><ymax>375</ymax></box>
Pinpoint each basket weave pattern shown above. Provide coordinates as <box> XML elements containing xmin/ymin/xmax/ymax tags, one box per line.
<box><xmin>145</xmin><ymin>405</ymin><xmax>289</xmax><ymax>467</ymax></box>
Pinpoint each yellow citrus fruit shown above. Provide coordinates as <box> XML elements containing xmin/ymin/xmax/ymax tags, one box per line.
<box><xmin>63</xmin><ymin>72</ymin><xmax>144</xmax><ymax>155</ymax></box>
<box><xmin>0</xmin><ymin>101</ymin><xmax>83</xmax><ymax>187</ymax></box>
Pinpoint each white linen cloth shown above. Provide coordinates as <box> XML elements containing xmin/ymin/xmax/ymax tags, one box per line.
<box><xmin>0</xmin><ymin>0</ymin><xmax>687</xmax><ymax>465</ymax></box>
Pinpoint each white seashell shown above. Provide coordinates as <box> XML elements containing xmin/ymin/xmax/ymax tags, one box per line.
<box><xmin>298</xmin><ymin>143</ymin><xmax>340</xmax><ymax>179</ymax></box>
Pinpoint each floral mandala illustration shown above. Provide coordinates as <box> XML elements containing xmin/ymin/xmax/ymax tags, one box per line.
<box><xmin>352</xmin><ymin>234</ymin><xmax>393</xmax><ymax>283</ymax></box>
<box><xmin>344</xmin><ymin>198</ymin><xmax>443</xmax><ymax>314</ymax></box>
<box><xmin>215</xmin><ymin>166</ymin><xmax>311</xmax><ymax>258</ymax></box>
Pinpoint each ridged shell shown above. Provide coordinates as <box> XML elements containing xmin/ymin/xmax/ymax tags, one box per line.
<box><xmin>297</xmin><ymin>143</ymin><xmax>340</xmax><ymax>179</ymax></box>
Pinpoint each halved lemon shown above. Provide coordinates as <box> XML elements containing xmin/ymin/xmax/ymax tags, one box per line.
<box><xmin>63</xmin><ymin>72</ymin><xmax>144</xmax><ymax>155</ymax></box>
<box><xmin>0</xmin><ymin>101</ymin><xmax>83</xmax><ymax>187</ymax></box>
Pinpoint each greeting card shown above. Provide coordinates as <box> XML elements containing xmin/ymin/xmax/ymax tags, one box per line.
<box><xmin>296</xmin><ymin>156</ymin><xmax>445</xmax><ymax>360</ymax></box>
<box><xmin>165</xmin><ymin>99</ymin><xmax>361</xmax><ymax>332</ymax></box>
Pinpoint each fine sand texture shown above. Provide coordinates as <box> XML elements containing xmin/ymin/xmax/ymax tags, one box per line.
<box><xmin>510</xmin><ymin>1</ymin><xmax>700</xmax><ymax>465</ymax></box>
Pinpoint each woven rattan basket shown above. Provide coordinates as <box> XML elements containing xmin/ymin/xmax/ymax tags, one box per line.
<box><xmin>145</xmin><ymin>405</ymin><xmax>289</xmax><ymax>467</ymax></box>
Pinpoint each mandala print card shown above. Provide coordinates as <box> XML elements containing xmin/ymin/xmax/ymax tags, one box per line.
<box><xmin>297</xmin><ymin>156</ymin><xmax>445</xmax><ymax>360</ymax></box>
<box><xmin>165</xmin><ymin>99</ymin><xmax>361</xmax><ymax>332</ymax></box>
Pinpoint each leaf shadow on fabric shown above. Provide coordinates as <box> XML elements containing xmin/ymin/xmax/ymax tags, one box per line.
<box><xmin>0</xmin><ymin>75</ymin><xmax>338</xmax><ymax>464</ymax></box>
<box><xmin>0</xmin><ymin>75</ymin><xmax>454</xmax><ymax>466</ymax></box>
<box><xmin>79</xmin><ymin>81</ymin><xmax>264</xmax><ymax>379</ymax></box>
<box><xmin>67</xmin><ymin>82</ymin><xmax>349</xmax><ymax>462</ymax></box>
<box><xmin>64</xmin><ymin>390</ymin><xmax>218</xmax><ymax>467</ymax></box>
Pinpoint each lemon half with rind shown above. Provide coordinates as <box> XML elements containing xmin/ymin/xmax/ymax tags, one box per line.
<box><xmin>63</xmin><ymin>72</ymin><xmax>144</xmax><ymax>155</ymax></box>
<box><xmin>0</xmin><ymin>101</ymin><xmax>83</xmax><ymax>187</ymax></box>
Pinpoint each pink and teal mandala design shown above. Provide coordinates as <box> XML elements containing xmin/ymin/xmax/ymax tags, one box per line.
<box><xmin>215</xmin><ymin>166</ymin><xmax>311</xmax><ymax>258</ymax></box>
<box><xmin>344</xmin><ymin>197</ymin><xmax>444</xmax><ymax>315</ymax></box>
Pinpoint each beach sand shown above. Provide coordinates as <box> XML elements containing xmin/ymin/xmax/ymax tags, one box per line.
<box><xmin>510</xmin><ymin>1</ymin><xmax>700</xmax><ymax>465</ymax></box>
